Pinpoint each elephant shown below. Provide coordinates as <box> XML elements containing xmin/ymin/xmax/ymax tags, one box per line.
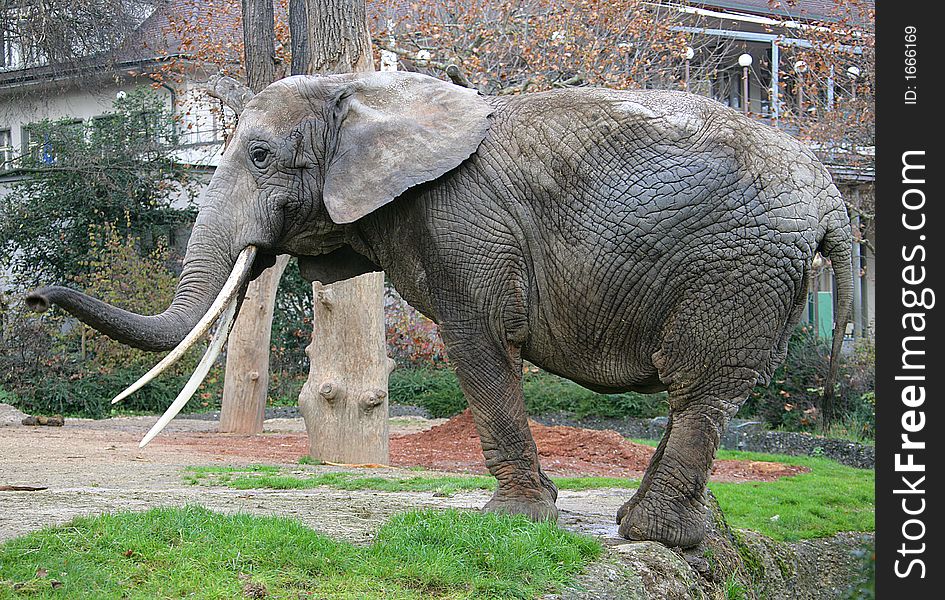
<box><xmin>27</xmin><ymin>70</ymin><xmax>852</xmax><ymax>548</ymax></box>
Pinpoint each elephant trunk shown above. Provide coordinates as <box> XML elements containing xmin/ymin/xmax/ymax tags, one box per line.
<box><xmin>25</xmin><ymin>178</ymin><xmax>255</xmax><ymax>353</ymax></box>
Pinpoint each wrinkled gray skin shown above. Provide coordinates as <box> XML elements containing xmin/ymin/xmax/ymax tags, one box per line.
<box><xmin>28</xmin><ymin>71</ymin><xmax>852</xmax><ymax>548</ymax></box>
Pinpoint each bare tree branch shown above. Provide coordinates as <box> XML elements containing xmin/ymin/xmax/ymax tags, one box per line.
<box><xmin>205</xmin><ymin>74</ymin><xmax>255</xmax><ymax>115</ymax></box>
<box><xmin>445</xmin><ymin>64</ymin><xmax>473</xmax><ymax>88</ymax></box>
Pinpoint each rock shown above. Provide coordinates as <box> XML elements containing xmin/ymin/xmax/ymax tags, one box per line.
<box><xmin>612</xmin><ymin>541</ymin><xmax>705</xmax><ymax>599</ymax></box>
<box><xmin>0</xmin><ymin>404</ymin><xmax>28</xmax><ymax>427</ymax></box>
<box><xmin>21</xmin><ymin>414</ymin><xmax>64</xmax><ymax>427</ymax></box>
<box><xmin>558</xmin><ymin>491</ymin><xmax>872</xmax><ymax>599</ymax></box>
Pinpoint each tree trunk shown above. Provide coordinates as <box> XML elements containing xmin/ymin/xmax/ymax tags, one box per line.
<box><xmin>289</xmin><ymin>0</ymin><xmax>373</xmax><ymax>75</ymax></box>
<box><xmin>240</xmin><ymin>0</ymin><xmax>277</xmax><ymax>93</ymax></box>
<box><xmin>219</xmin><ymin>0</ymin><xmax>283</xmax><ymax>434</ymax></box>
<box><xmin>220</xmin><ymin>256</ymin><xmax>289</xmax><ymax>433</ymax></box>
<box><xmin>294</xmin><ymin>0</ymin><xmax>390</xmax><ymax>463</ymax></box>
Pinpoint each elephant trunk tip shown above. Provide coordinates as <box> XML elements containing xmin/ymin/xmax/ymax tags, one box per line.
<box><xmin>25</xmin><ymin>288</ymin><xmax>52</xmax><ymax>313</ymax></box>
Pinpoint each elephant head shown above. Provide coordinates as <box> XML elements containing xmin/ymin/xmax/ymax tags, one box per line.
<box><xmin>25</xmin><ymin>71</ymin><xmax>493</xmax><ymax>442</ymax></box>
<box><xmin>27</xmin><ymin>71</ymin><xmax>493</xmax><ymax>350</ymax></box>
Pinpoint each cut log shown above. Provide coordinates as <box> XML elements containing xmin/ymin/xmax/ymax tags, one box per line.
<box><xmin>300</xmin><ymin>273</ymin><xmax>391</xmax><ymax>463</ymax></box>
<box><xmin>220</xmin><ymin>256</ymin><xmax>289</xmax><ymax>433</ymax></box>
<box><xmin>218</xmin><ymin>0</ymin><xmax>282</xmax><ymax>434</ymax></box>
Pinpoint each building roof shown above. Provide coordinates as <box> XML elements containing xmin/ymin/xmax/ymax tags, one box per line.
<box><xmin>127</xmin><ymin>0</ymin><xmax>242</xmax><ymax>62</ymax></box>
<box><xmin>0</xmin><ymin>0</ymin><xmax>240</xmax><ymax>90</ymax></box>
<box><xmin>696</xmin><ymin>0</ymin><xmax>873</xmax><ymax>22</ymax></box>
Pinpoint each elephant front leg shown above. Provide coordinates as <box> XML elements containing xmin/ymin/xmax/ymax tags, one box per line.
<box><xmin>447</xmin><ymin>337</ymin><xmax>558</xmax><ymax>521</ymax></box>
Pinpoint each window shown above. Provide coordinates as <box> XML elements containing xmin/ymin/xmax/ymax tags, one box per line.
<box><xmin>0</xmin><ymin>9</ymin><xmax>24</xmax><ymax>71</ymax></box>
<box><xmin>22</xmin><ymin>119</ymin><xmax>83</xmax><ymax>165</ymax></box>
<box><xmin>0</xmin><ymin>18</ymin><xmax>19</xmax><ymax>70</ymax></box>
<box><xmin>0</xmin><ymin>128</ymin><xmax>12</xmax><ymax>170</ymax></box>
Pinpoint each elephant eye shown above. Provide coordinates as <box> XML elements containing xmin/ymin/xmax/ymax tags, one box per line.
<box><xmin>249</xmin><ymin>144</ymin><xmax>272</xmax><ymax>168</ymax></box>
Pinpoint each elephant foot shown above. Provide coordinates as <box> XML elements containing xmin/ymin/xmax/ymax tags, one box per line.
<box><xmin>483</xmin><ymin>477</ymin><xmax>559</xmax><ymax>522</ymax></box>
<box><xmin>484</xmin><ymin>494</ymin><xmax>559</xmax><ymax>521</ymax></box>
<box><xmin>617</xmin><ymin>489</ymin><xmax>706</xmax><ymax>548</ymax></box>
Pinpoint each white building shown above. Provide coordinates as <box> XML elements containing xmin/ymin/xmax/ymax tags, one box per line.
<box><xmin>0</xmin><ymin>1</ymin><xmax>229</xmax><ymax>188</ymax></box>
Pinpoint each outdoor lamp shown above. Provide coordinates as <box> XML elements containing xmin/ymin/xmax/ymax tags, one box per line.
<box><xmin>846</xmin><ymin>65</ymin><xmax>860</xmax><ymax>100</ymax></box>
<box><xmin>684</xmin><ymin>47</ymin><xmax>695</xmax><ymax>90</ymax></box>
<box><xmin>738</xmin><ymin>53</ymin><xmax>752</xmax><ymax>115</ymax></box>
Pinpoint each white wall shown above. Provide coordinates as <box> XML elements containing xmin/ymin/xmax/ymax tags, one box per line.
<box><xmin>0</xmin><ymin>79</ymin><xmax>166</xmax><ymax>155</ymax></box>
<box><xmin>0</xmin><ymin>75</ymin><xmax>231</xmax><ymax>200</ymax></box>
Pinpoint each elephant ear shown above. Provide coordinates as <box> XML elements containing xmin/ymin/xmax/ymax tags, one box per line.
<box><xmin>323</xmin><ymin>71</ymin><xmax>493</xmax><ymax>224</ymax></box>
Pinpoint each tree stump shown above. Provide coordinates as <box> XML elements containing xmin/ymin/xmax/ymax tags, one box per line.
<box><xmin>299</xmin><ymin>272</ymin><xmax>392</xmax><ymax>463</ymax></box>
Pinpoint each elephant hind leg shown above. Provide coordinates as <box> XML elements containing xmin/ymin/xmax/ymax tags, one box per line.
<box><xmin>617</xmin><ymin>366</ymin><xmax>757</xmax><ymax>547</ymax></box>
<box><xmin>617</xmin><ymin>271</ymin><xmax>786</xmax><ymax>546</ymax></box>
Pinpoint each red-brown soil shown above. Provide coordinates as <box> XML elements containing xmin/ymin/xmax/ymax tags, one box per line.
<box><xmin>149</xmin><ymin>410</ymin><xmax>806</xmax><ymax>482</ymax></box>
<box><xmin>387</xmin><ymin>410</ymin><xmax>808</xmax><ymax>483</ymax></box>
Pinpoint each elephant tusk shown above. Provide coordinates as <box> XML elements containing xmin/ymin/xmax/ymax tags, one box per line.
<box><xmin>138</xmin><ymin>295</ymin><xmax>239</xmax><ymax>447</ymax></box>
<box><xmin>111</xmin><ymin>245</ymin><xmax>258</xmax><ymax>405</ymax></box>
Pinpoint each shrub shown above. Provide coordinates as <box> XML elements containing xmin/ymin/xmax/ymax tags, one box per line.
<box><xmin>521</xmin><ymin>366</ymin><xmax>667</xmax><ymax>419</ymax></box>
<box><xmin>10</xmin><ymin>368</ymin><xmax>223</xmax><ymax>419</ymax></box>
<box><xmin>0</xmin><ymin>226</ymin><xmax>220</xmax><ymax>419</ymax></box>
<box><xmin>70</xmin><ymin>223</ymin><xmax>205</xmax><ymax>372</ymax></box>
<box><xmin>739</xmin><ymin>326</ymin><xmax>875</xmax><ymax>439</ymax></box>
<box><xmin>389</xmin><ymin>366</ymin><xmax>668</xmax><ymax>420</ymax></box>
<box><xmin>0</xmin><ymin>88</ymin><xmax>195</xmax><ymax>289</ymax></box>
<box><xmin>388</xmin><ymin>367</ymin><xmax>465</xmax><ymax>418</ymax></box>
<box><xmin>385</xmin><ymin>284</ymin><xmax>449</xmax><ymax>368</ymax></box>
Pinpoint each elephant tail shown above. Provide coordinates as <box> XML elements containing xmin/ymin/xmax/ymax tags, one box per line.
<box><xmin>818</xmin><ymin>198</ymin><xmax>854</xmax><ymax>428</ymax></box>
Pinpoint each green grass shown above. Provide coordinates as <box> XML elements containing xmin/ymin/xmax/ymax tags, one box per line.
<box><xmin>181</xmin><ymin>464</ymin><xmax>279</xmax><ymax>485</ymax></box>
<box><xmin>709</xmin><ymin>450</ymin><xmax>874</xmax><ymax>541</ymax></box>
<box><xmin>551</xmin><ymin>477</ymin><xmax>639</xmax><ymax>491</ymax></box>
<box><xmin>725</xmin><ymin>572</ymin><xmax>749</xmax><ymax>600</ymax></box>
<box><xmin>230</xmin><ymin>473</ymin><xmax>498</xmax><ymax>495</ymax></box>
<box><xmin>0</xmin><ymin>506</ymin><xmax>601</xmax><ymax>599</ymax></box>
<box><xmin>624</xmin><ymin>442</ymin><xmax>875</xmax><ymax>540</ymax></box>
<box><xmin>184</xmin><ymin>466</ymin><xmax>638</xmax><ymax>496</ymax></box>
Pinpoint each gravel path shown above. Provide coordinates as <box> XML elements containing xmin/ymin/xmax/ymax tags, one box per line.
<box><xmin>0</xmin><ymin>411</ymin><xmax>625</xmax><ymax>544</ymax></box>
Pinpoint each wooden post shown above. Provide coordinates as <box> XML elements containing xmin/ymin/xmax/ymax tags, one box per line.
<box><xmin>219</xmin><ymin>0</ymin><xmax>284</xmax><ymax>434</ymax></box>
<box><xmin>293</xmin><ymin>0</ymin><xmax>391</xmax><ymax>463</ymax></box>
<box><xmin>851</xmin><ymin>212</ymin><xmax>862</xmax><ymax>338</ymax></box>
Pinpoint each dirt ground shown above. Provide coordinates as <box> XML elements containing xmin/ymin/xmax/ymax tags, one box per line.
<box><xmin>0</xmin><ymin>406</ymin><xmax>802</xmax><ymax>546</ymax></box>
<box><xmin>390</xmin><ymin>409</ymin><xmax>807</xmax><ymax>482</ymax></box>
